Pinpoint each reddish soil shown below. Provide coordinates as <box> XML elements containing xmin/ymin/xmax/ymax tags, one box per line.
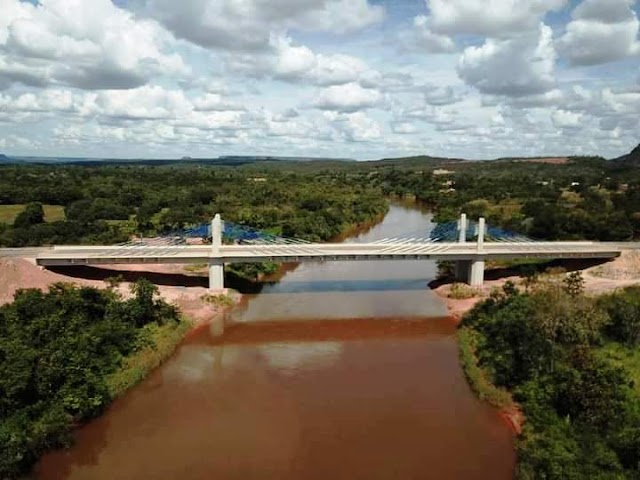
<box><xmin>433</xmin><ymin>250</ymin><xmax>640</xmax><ymax>323</ymax></box>
<box><xmin>0</xmin><ymin>257</ymin><xmax>235</xmax><ymax>326</ymax></box>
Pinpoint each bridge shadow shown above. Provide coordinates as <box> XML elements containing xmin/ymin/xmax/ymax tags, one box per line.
<box><xmin>48</xmin><ymin>265</ymin><xmax>210</xmax><ymax>288</ymax></box>
<box><xmin>207</xmin><ymin>316</ymin><xmax>456</xmax><ymax>346</ymax></box>
<box><xmin>45</xmin><ymin>265</ymin><xmax>284</xmax><ymax>294</ymax></box>
<box><xmin>428</xmin><ymin>257</ymin><xmax>613</xmax><ymax>289</ymax></box>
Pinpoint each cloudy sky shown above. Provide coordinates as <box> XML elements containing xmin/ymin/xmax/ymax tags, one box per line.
<box><xmin>0</xmin><ymin>0</ymin><xmax>639</xmax><ymax>160</ymax></box>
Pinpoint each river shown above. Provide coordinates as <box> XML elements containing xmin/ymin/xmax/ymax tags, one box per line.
<box><xmin>37</xmin><ymin>202</ymin><xmax>515</xmax><ymax>480</ymax></box>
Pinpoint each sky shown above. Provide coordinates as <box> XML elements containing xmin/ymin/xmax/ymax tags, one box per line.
<box><xmin>0</xmin><ymin>0</ymin><xmax>639</xmax><ymax>160</ymax></box>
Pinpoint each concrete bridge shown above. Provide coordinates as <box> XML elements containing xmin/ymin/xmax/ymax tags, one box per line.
<box><xmin>32</xmin><ymin>214</ymin><xmax>621</xmax><ymax>290</ymax></box>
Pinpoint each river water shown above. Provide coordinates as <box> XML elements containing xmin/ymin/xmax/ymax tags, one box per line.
<box><xmin>37</xmin><ymin>203</ymin><xmax>515</xmax><ymax>480</ymax></box>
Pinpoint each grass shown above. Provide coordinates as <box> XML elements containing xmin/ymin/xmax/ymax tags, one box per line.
<box><xmin>598</xmin><ymin>342</ymin><xmax>640</xmax><ymax>395</ymax></box>
<box><xmin>106</xmin><ymin>318</ymin><xmax>192</xmax><ymax>399</ymax></box>
<box><xmin>202</xmin><ymin>293</ymin><xmax>235</xmax><ymax>308</ymax></box>
<box><xmin>458</xmin><ymin>327</ymin><xmax>513</xmax><ymax>409</ymax></box>
<box><xmin>448</xmin><ymin>283</ymin><xmax>480</xmax><ymax>299</ymax></box>
<box><xmin>0</xmin><ymin>204</ymin><xmax>65</xmax><ymax>224</ymax></box>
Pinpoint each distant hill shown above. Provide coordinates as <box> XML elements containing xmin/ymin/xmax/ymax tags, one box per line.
<box><xmin>611</xmin><ymin>144</ymin><xmax>640</xmax><ymax>166</ymax></box>
<box><xmin>0</xmin><ymin>153</ymin><xmax>11</xmax><ymax>163</ymax></box>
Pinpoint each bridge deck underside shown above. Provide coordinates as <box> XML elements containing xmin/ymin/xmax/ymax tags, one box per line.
<box><xmin>35</xmin><ymin>242</ymin><xmax>621</xmax><ymax>266</ymax></box>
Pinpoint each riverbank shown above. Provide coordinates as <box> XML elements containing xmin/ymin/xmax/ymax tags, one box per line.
<box><xmin>432</xmin><ymin>250</ymin><xmax>640</xmax><ymax>321</ymax></box>
<box><xmin>0</xmin><ymin>257</ymin><xmax>237</xmax><ymax>326</ymax></box>
<box><xmin>439</xmin><ymin>250</ymin><xmax>640</xmax><ymax>438</ymax></box>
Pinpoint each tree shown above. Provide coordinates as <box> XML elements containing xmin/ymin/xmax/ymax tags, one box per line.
<box><xmin>13</xmin><ymin>202</ymin><xmax>44</xmax><ymax>228</ymax></box>
<box><xmin>563</xmin><ymin>271</ymin><xmax>585</xmax><ymax>297</ymax></box>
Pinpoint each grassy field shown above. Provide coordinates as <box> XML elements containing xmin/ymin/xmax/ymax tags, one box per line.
<box><xmin>0</xmin><ymin>204</ymin><xmax>66</xmax><ymax>224</ymax></box>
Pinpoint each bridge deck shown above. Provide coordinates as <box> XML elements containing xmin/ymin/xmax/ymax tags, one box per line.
<box><xmin>33</xmin><ymin>242</ymin><xmax>621</xmax><ymax>266</ymax></box>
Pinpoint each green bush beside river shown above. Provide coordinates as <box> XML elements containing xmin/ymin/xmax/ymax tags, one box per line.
<box><xmin>459</xmin><ymin>276</ymin><xmax>640</xmax><ymax>479</ymax></box>
<box><xmin>0</xmin><ymin>280</ymin><xmax>186</xmax><ymax>479</ymax></box>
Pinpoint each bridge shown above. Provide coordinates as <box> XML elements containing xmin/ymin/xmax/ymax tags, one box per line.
<box><xmin>32</xmin><ymin>214</ymin><xmax>621</xmax><ymax>290</ymax></box>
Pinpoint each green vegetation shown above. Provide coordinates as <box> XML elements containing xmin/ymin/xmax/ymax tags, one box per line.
<box><xmin>0</xmin><ymin>165</ymin><xmax>388</xmax><ymax>251</ymax></box>
<box><xmin>448</xmin><ymin>283</ymin><xmax>480</xmax><ymax>299</ymax></box>
<box><xmin>457</xmin><ymin>327</ymin><xmax>513</xmax><ymax>409</ymax></box>
<box><xmin>0</xmin><ymin>280</ymin><xmax>184</xmax><ymax>478</ymax></box>
<box><xmin>461</xmin><ymin>276</ymin><xmax>640</xmax><ymax>478</ymax></box>
<box><xmin>201</xmin><ymin>293</ymin><xmax>235</xmax><ymax>308</ymax></box>
<box><xmin>369</xmin><ymin>153</ymin><xmax>640</xmax><ymax>241</ymax></box>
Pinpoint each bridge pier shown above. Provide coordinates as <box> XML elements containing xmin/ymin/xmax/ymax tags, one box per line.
<box><xmin>453</xmin><ymin>214</ymin><xmax>486</xmax><ymax>286</ymax></box>
<box><xmin>469</xmin><ymin>260</ymin><xmax>485</xmax><ymax>286</ymax></box>
<box><xmin>209</xmin><ymin>260</ymin><xmax>224</xmax><ymax>291</ymax></box>
<box><xmin>209</xmin><ymin>213</ymin><xmax>224</xmax><ymax>291</ymax></box>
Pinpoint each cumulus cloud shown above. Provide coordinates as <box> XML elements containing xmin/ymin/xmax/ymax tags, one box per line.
<box><xmin>458</xmin><ymin>23</ymin><xmax>557</xmax><ymax>96</ymax></box>
<box><xmin>0</xmin><ymin>0</ymin><xmax>187</xmax><ymax>90</ymax></box>
<box><xmin>405</xmin><ymin>15</ymin><xmax>456</xmax><ymax>53</ymax></box>
<box><xmin>226</xmin><ymin>35</ymin><xmax>372</xmax><ymax>86</ymax></box>
<box><xmin>145</xmin><ymin>0</ymin><xmax>383</xmax><ymax>52</ymax></box>
<box><xmin>551</xmin><ymin>109</ymin><xmax>583</xmax><ymax>129</ymax></box>
<box><xmin>324</xmin><ymin>111</ymin><xmax>382</xmax><ymax>142</ymax></box>
<box><xmin>313</xmin><ymin>82</ymin><xmax>382</xmax><ymax>112</ymax></box>
<box><xmin>558</xmin><ymin>0</ymin><xmax>640</xmax><ymax>65</ymax></box>
<box><xmin>423</xmin><ymin>0</ymin><xmax>566</xmax><ymax>36</ymax></box>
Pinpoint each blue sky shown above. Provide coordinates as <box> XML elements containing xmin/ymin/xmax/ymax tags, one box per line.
<box><xmin>0</xmin><ymin>0</ymin><xmax>639</xmax><ymax>160</ymax></box>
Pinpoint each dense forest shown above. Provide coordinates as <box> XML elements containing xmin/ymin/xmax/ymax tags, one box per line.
<box><xmin>369</xmin><ymin>153</ymin><xmax>640</xmax><ymax>241</ymax></box>
<box><xmin>3</xmin><ymin>147</ymin><xmax>640</xmax><ymax>250</ymax></box>
<box><xmin>0</xmin><ymin>165</ymin><xmax>387</xmax><ymax>247</ymax></box>
<box><xmin>0</xmin><ymin>280</ymin><xmax>185</xmax><ymax>478</ymax></box>
<box><xmin>460</xmin><ymin>275</ymin><xmax>640</xmax><ymax>479</ymax></box>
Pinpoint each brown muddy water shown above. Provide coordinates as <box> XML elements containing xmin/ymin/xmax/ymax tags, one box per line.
<box><xmin>36</xmin><ymin>203</ymin><xmax>515</xmax><ymax>480</ymax></box>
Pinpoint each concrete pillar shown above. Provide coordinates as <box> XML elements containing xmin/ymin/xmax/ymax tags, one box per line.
<box><xmin>209</xmin><ymin>259</ymin><xmax>224</xmax><ymax>291</ymax></box>
<box><xmin>458</xmin><ymin>213</ymin><xmax>467</xmax><ymax>243</ymax></box>
<box><xmin>477</xmin><ymin>217</ymin><xmax>485</xmax><ymax>251</ymax></box>
<box><xmin>209</xmin><ymin>214</ymin><xmax>224</xmax><ymax>291</ymax></box>
<box><xmin>469</xmin><ymin>260</ymin><xmax>485</xmax><ymax>287</ymax></box>
<box><xmin>211</xmin><ymin>213</ymin><xmax>222</xmax><ymax>252</ymax></box>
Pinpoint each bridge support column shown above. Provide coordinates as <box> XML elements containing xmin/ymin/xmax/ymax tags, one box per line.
<box><xmin>469</xmin><ymin>260</ymin><xmax>485</xmax><ymax>287</ymax></box>
<box><xmin>209</xmin><ymin>213</ymin><xmax>224</xmax><ymax>291</ymax></box>
<box><xmin>209</xmin><ymin>259</ymin><xmax>224</xmax><ymax>291</ymax></box>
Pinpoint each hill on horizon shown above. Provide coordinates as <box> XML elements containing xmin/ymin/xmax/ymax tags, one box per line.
<box><xmin>611</xmin><ymin>144</ymin><xmax>640</xmax><ymax>166</ymax></box>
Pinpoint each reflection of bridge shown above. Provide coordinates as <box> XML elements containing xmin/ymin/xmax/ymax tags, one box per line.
<box><xmin>33</xmin><ymin>214</ymin><xmax>621</xmax><ymax>290</ymax></box>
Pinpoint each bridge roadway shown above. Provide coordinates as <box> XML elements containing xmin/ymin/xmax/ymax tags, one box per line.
<box><xmin>0</xmin><ymin>212</ymin><xmax>625</xmax><ymax>289</ymax></box>
<box><xmin>30</xmin><ymin>241</ymin><xmax>621</xmax><ymax>266</ymax></box>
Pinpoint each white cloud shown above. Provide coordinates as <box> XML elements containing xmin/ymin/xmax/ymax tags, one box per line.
<box><xmin>313</xmin><ymin>82</ymin><xmax>382</xmax><ymax>112</ymax></box>
<box><xmin>391</xmin><ymin>122</ymin><xmax>419</xmax><ymax>134</ymax></box>
<box><xmin>408</xmin><ymin>15</ymin><xmax>456</xmax><ymax>53</ymax></box>
<box><xmin>558</xmin><ymin>0</ymin><xmax>640</xmax><ymax>65</ymax></box>
<box><xmin>325</xmin><ymin>111</ymin><xmax>382</xmax><ymax>142</ymax></box>
<box><xmin>95</xmin><ymin>86</ymin><xmax>192</xmax><ymax>120</ymax></box>
<box><xmin>0</xmin><ymin>0</ymin><xmax>188</xmax><ymax>90</ymax></box>
<box><xmin>146</xmin><ymin>0</ymin><xmax>383</xmax><ymax>52</ymax></box>
<box><xmin>193</xmin><ymin>93</ymin><xmax>244</xmax><ymax>112</ymax></box>
<box><xmin>227</xmin><ymin>35</ymin><xmax>372</xmax><ymax>86</ymax></box>
<box><xmin>551</xmin><ymin>109</ymin><xmax>583</xmax><ymax>129</ymax></box>
<box><xmin>458</xmin><ymin>23</ymin><xmax>557</xmax><ymax>96</ymax></box>
<box><xmin>424</xmin><ymin>0</ymin><xmax>566</xmax><ymax>36</ymax></box>
<box><xmin>424</xmin><ymin>85</ymin><xmax>461</xmax><ymax>105</ymax></box>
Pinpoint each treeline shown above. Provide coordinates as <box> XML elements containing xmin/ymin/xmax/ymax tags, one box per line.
<box><xmin>0</xmin><ymin>280</ymin><xmax>182</xmax><ymax>478</ymax></box>
<box><xmin>461</xmin><ymin>276</ymin><xmax>640</xmax><ymax>478</ymax></box>
<box><xmin>0</xmin><ymin>165</ymin><xmax>388</xmax><ymax>247</ymax></box>
<box><xmin>371</xmin><ymin>157</ymin><xmax>640</xmax><ymax>241</ymax></box>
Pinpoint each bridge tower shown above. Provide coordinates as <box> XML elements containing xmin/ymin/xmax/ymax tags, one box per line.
<box><xmin>454</xmin><ymin>214</ymin><xmax>486</xmax><ymax>286</ymax></box>
<box><xmin>209</xmin><ymin>214</ymin><xmax>225</xmax><ymax>291</ymax></box>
